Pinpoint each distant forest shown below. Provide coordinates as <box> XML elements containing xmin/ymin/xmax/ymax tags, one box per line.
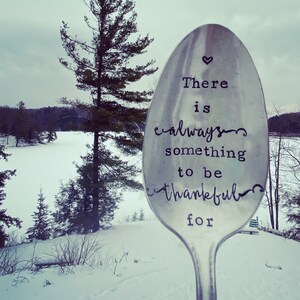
<box><xmin>268</xmin><ymin>112</ymin><xmax>300</xmax><ymax>136</ymax></box>
<box><xmin>0</xmin><ymin>104</ymin><xmax>299</xmax><ymax>146</ymax></box>
<box><xmin>0</xmin><ymin>102</ymin><xmax>88</xmax><ymax>146</ymax></box>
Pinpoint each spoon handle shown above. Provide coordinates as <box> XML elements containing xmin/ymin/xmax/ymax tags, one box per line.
<box><xmin>187</xmin><ymin>242</ymin><xmax>218</xmax><ymax>300</ymax></box>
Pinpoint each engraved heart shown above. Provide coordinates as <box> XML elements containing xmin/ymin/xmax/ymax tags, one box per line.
<box><xmin>202</xmin><ymin>56</ymin><xmax>213</xmax><ymax>64</ymax></box>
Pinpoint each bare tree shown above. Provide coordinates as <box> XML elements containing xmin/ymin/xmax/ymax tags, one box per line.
<box><xmin>266</xmin><ymin>135</ymin><xmax>284</xmax><ymax>230</ymax></box>
<box><xmin>266</xmin><ymin>106</ymin><xmax>300</xmax><ymax>230</ymax></box>
<box><xmin>265</xmin><ymin>106</ymin><xmax>285</xmax><ymax>230</ymax></box>
<box><xmin>282</xmin><ymin>121</ymin><xmax>300</xmax><ymax>239</ymax></box>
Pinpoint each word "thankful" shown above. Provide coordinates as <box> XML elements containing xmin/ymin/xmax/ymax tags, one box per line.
<box><xmin>147</xmin><ymin>182</ymin><xmax>264</xmax><ymax>206</ymax></box>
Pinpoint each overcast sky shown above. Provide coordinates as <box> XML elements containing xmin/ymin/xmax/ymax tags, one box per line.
<box><xmin>0</xmin><ymin>0</ymin><xmax>299</xmax><ymax>115</ymax></box>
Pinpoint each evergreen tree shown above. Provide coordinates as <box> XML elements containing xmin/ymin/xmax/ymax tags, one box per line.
<box><xmin>26</xmin><ymin>190</ymin><xmax>52</xmax><ymax>241</ymax></box>
<box><xmin>0</xmin><ymin>106</ymin><xmax>16</xmax><ymax>144</ymax></box>
<box><xmin>10</xmin><ymin>101</ymin><xmax>44</xmax><ymax>146</ymax></box>
<box><xmin>0</xmin><ymin>146</ymin><xmax>21</xmax><ymax>247</ymax></box>
<box><xmin>131</xmin><ymin>211</ymin><xmax>138</xmax><ymax>222</ymax></box>
<box><xmin>11</xmin><ymin>101</ymin><xmax>29</xmax><ymax>147</ymax></box>
<box><xmin>284</xmin><ymin>191</ymin><xmax>300</xmax><ymax>241</ymax></box>
<box><xmin>26</xmin><ymin>117</ymin><xmax>43</xmax><ymax>145</ymax></box>
<box><xmin>44</xmin><ymin>108</ymin><xmax>58</xmax><ymax>142</ymax></box>
<box><xmin>138</xmin><ymin>209</ymin><xmax>145</xmax><ymax>221</ymax></box>
<box><xmin>54</xmin><ymin>144</ymin><xmax>142</xmax><ymax>234</ymax></box>
<box><xmin>53</xmin><ymin>180</ymin><xmax>80</xmax><ymax>236</ymax></box>
<box><xmin>59</xmin><ymin>0</ymin><xmax>157</xmax><ymax>231</ymax></box>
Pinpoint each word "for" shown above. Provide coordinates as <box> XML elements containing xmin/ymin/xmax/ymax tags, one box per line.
<box><xmin>187</xmin><ymin>213</ymin><xmax>214</xmax><ymax>227</ymax></box>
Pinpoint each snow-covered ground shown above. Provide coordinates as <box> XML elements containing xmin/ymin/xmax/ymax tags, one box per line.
<box><xmin>1</xmin><ymin>221</ymin><xmax>300</xmax><ymax>300</ymax></box>
<box><xmin>0</xmin><ymin>132</ymin><xmax>299</xmax><ymax>299</ymax></box>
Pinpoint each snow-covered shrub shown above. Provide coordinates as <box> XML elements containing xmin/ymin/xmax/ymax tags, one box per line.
<box><xmin>283</xmin><ymin>228</ymin><xmax>300</xmax><ymax>242</ymax></box>
<box><xmin>0</xmin><ymin>243</ymin><xmax>41</xmax><ymax>276</ymax></box>
<box><xmin>6</xmin><ymin>231</ymin><xmax>20</xmax><ymax>247</ymax></box>
<box><xmin>48</xmin><ymin>234</ymin><xmax>102</xmax><ymax>272</ymax></box>
<box><xmin>124</xmin><ymin>209</ymin><xmax>145</xmax><ymax>223</ymax></box>
<box><xmin>113</xmin><ymin>251</ymin><xmax>129</xmax><ymax>276</ymax></box>
<box><xmin>0</xmin><ymin>248</ymin><xmax>19</xmax><ymax>276</ymax></box>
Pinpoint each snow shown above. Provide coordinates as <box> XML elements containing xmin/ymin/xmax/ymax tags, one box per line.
<box><xmin>1</xmin><ymin>221</ymin><xmax>300</xmax><ymax>299</ymax></box>
<box><xmin>0</xmin><ymin>132</ymin><xmax>299</xmax><ymax>299</ymax></box>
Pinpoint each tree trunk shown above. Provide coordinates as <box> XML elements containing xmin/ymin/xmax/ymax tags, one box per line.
<box><xmin>91</xmin><ymin>38</ymin><xmax>103</xmax><ymax>232</ymax></box>
<box><xmin>267</xmin><ymin>164</ymin><xmax>275</xmax><ymax>229</ymax></box>
<box><xmin>274</xmin><ymin>134</ymin><xmax>282</xmax><ymax>230</ymax></box>
<box><xmin>92</xmin><ymin>130</ymin><xmax>100</xmax><ymax>232</ymax></box>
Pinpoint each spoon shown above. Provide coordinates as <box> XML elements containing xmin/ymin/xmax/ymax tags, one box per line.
<box><xmin>143</xmin><ymin>24</ymin><xmax>268</xmax><ymax>300</ymax></box>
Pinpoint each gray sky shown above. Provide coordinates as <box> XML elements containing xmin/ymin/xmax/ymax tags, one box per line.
<box><xmin>0</xmin><ymin>0</ymin><xmax>299</xmax><ymax>115</ymax></box>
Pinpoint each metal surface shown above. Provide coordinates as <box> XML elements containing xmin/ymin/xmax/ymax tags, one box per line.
<box><xmin>143</xmin><ymin>24</ymin><xmax>268</xmax><ymax>300</ymax></box>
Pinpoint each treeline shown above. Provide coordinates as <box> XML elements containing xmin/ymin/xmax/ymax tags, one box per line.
<box><xmin>1</xmin><ymin>104</ymin><xmax>299</xmax><ymax>143</ymax></box>
<box><xmin>0</xmin><ymin>102</ymin><xmax>88</xmax><ymax>146</ymax></box>
<box><xmin>268</xmin><ymin>112</ymin><xmax>300</xmax><ymax>135</ymax></box>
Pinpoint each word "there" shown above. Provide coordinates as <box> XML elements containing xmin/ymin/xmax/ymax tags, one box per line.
<box><xmin>182</xmin><ymin>77</ymin><xmax>228</xmax><ymax>89</ymax></box>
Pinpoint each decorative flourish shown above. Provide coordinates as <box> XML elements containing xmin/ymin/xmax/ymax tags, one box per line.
<box><xmin>238</xmin><ymin>184</ymin><xmax>265</xmax><ymax>198</ymax></box>
<box><xmin>146</xmin><ymin>186</ymin><xmax>167</xmax><ymax>197</ymax></box>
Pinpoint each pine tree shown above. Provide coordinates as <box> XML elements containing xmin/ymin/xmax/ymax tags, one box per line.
<box><xmin>52</xmin><ymin>180</ymin><xmax>79</xmax><ymax>236</ymax></box>
<box><xmin>26</xmin><ymin>190</ymin><xmax>52</xmax><ymax>241</ymax></box>
<box><xmin>10</xmin><ymin>101</ymin><xmax>44</xmax><ymax>146</ymax></box>
<box><xmin>45</xmin><ymin>109</ymin><xmax>58</xmax><ymax>143</ymax></box>
<box><xmin>0</xmin><ymin>146</ymin><xmax>21</xmax><ymax>247</ymax></box>
<box><xmin>284</xmin><ymin>191</ymin><xmax>300</xmax><ymax>241</ymax></box>
<box><xmin>59</xmin><ymin>0</ymin><xmax>157</xmax><ymax>231</ymax></box>
<box><xmin>131</xmin><ymin>211</ymin><xmax>138</xmax><ymax>222</ymax></box>
<box><xmin>11</xmin><ymin>101</ymin><xmax>29</xmax><ymax>147</ymax></box>
<box><xmin>54</xmin><ymin>145</ymin><xmax>142</xmax><ymax>234</ymax></box>
<box><xmin>138</xmin><ymin>209</ymin><xmax>145</xmax><ymax>221</ymax></box>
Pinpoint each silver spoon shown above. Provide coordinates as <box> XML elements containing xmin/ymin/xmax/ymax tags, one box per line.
<box><xmin>143</xmin><ymin>24</ymin><xmax>268</xmax><ymax>300</ymax></box>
